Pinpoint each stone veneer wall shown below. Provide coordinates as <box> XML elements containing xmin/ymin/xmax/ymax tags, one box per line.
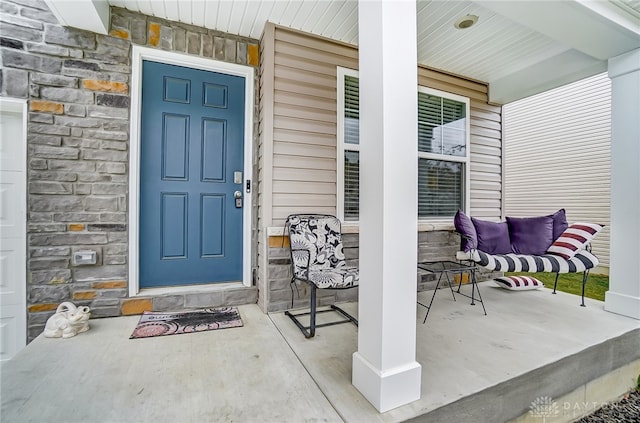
<box><xmin>0</xmin><ymin>0</ymin><xmax>259</xmax><ymax>341</ymax></box>
<box><xmin>266</xmin><ymin>230</ymin><xmax>501</xmax><ymax>312</ymax></box>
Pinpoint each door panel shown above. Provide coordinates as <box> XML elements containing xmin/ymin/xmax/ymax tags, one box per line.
<box><xmin>140</xmin><ymin>61</ymin><xmax>245</xmax><ymax>287</ymax></box>
<box><xmin>0</xmin><ymin>100</ymin><xmax>26</xmax><ymax>361</ymax></box>
<box><xmin>201</xmin><ymin>195</ymin><xmax>224</xmax><ymax>257</ymax></box>
<box><xmin>202</xmin><ymin>119</ymin><xmax>225</xmax><ymax>181</ymax></box>
<box><xmin>162</xmin><ymin>114</ymin><xmax>189</xmax><ymax>180</ymax></box>
<box><xmin>161</xmin><ymin>193</ymin><xmax>187</xmax><ymax>259</ymax></box>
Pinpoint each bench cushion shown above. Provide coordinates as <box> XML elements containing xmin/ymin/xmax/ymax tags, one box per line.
<box><xmin>454</xmin><ymin>210</ymin><xmax>477</xmax><ymax>252</ymax></box>
<box><xmin>507</xmin><ymin>215</ymin><xmax>554</xmax><ymax>255</ymax></box>
<box><xmin>549</xmin><ymin>208</ymin><xmax>569</xmax><ymax>241</ymax></box>
<box><xmin>547</xmin><ymin>223</ymin><xmax>604</xmax><ymax>259</ymax></box>
<box><xmin>457</xmin><ymin>249</ymin><xmax>599</xmax><ymax>273</ymax></box>
<box><xmin>495</xmin><ymin>276</ymin><xmax>544</xmax><ymax>290</ymax></box>
<box><xmin>471</xmin><ymin>218</ymin><xmax>511</xmax><ymax>254</ymax></box>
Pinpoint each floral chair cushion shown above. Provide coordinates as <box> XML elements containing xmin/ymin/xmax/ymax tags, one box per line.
<box><xmin>308</xmin><ymin>268</ymin><xmax>359</xmax><ymax>289</ymax></box>
<box><xmin>287</xmin><ymin>214</ymin><xmax>359</xmax><ymax>289</ymax></box>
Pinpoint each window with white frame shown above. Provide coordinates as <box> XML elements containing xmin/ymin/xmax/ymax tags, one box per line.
<box><xmin>337</xmin><ymin>67</ymin><xmax>470</xmax><ymax>222</ymax></box>
<box><xmin>337</xmin><ymin>68</ymin><xmax>361</xmax><ymax>222</ymax></box>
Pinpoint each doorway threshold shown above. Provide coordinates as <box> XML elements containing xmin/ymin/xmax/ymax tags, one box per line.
<box><xmin>137</xmin><ymin>281</ymin><xmax>245</xmax><ymax>297</ymax></box>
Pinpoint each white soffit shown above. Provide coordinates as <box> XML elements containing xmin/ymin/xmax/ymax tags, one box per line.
<box><xmin>107</xmin><ymin>0</ymin><xmax>360</xmax><ymax>44</ymax></box>
<box><xmin>48</xmin><ymin>0</ymin><xmax>640</xmax><ymax>104</ymax></box>
<box><xmin>416</xmin><ymin>1</ymin><xmax>569</xmax><ymax>83</ymax></box>
<box><xmin>478</xmin><ymin>0</ymin><xmax>640</xmax><ymax>103</ymax></box>
<box><xmin>478</xmin><ymin>0</ymin><xmax>640</xmax><ymax>60</ymax></box>
<box><xmin>489</xmin><ymin>49</ymin><xmax>608</xmax><ymax>105</ymax></box>
<box><xmin>45</xmin><ymin>0</ymin><xmax>110</xmax><ymax>35</ymax></box>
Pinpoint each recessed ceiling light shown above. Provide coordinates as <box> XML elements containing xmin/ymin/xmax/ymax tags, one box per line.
<box><xmin>454</xmin><ymin>14</ymin><xmax>479</xmax><ymax>30</ymax></box>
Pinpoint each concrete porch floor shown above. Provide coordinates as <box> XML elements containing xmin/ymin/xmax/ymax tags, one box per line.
<box><xmin>2</xmin><ymin>283</ymin><xmax>639</xmax><ymax>423</ymax></box>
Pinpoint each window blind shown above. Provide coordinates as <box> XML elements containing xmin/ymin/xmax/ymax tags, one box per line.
<box><xmin>344</xmin><ymin>150</ymin><xmax>360</xmax><ymax>221</ymax></box>
<box><xmin>418</xmin><ymin>159</ymin><xmax>464</xmax><ymax>218</ymax></box>
<box><xmin>344</xmin><ymin>75</ymin><xmax>359</xmax><ymax>145</ymax></box>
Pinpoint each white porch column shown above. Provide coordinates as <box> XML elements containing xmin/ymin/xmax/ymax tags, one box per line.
<box><xmin>352</xmin><ymin>0</ymin><xmax>421</xmax><ymax>412</ymax></box>
<box><xmin>605</xmin><ymin>48</ymin><xmax>640</xmax><ymax>320</ymax></box>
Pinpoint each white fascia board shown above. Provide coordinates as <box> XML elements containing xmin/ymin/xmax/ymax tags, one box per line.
<box><xmin>45</xmin><ymin>0</ymin><xmax>110</xmax><ymax>35</ymax></box>
<box><xmin>477</xmin><ymin>0</ymin><xmax>640</xmax><ymax>61</ymax></box>
<box><xmin>609</xmin><ymin>48</ymin><xmax>640</xmax><ymax>78</ymax></box>
<box><xmin>489</xmin><ymin>49</ymin><xmax>607</xmax><ymax>104</ymax></box>
<box><xmin>577</xmin><ymin>0</ymin><xmax>640</xmax><ymax>35</ymax></box>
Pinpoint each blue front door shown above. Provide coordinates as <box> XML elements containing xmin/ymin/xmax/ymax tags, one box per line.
<box><xmin>139</xmin><ymin>61</ymin><xmax>245</xmax><ymax>288</ymax></box>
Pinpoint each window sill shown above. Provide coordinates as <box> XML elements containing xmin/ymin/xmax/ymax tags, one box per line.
<box><xmin>267</xmin><ymin>222</ymin><xmax>455</xmax><ymax>236</ymax></box>
<box><xmin>342</xmin><ymin>222</ymin><xmax>454</xmax><ymax>233</ymax></box>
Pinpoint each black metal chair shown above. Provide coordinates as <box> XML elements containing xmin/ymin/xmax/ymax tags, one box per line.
<box><xmin>284</xmin><ymin>214</ymin><xmax>359</xmax><ymax>338</ymax></box>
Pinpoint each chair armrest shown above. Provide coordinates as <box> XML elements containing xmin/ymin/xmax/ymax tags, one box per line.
<box><xmin>289</xmin><ymin>247</ymin><xmax>311</xmax><ymax>280</ymax></box>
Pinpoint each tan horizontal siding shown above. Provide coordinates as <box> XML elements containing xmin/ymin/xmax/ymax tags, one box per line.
<box><xmin>273</xmin><ymin>141</ymin><xmax>336</xmax><ymax>159</ymax></box>
<box><xmin>273</xmin><ymin>193</ymin><xmax>336</xmax><ymax>206</ymax></box>
<box><xmin>471</xmin><ymin>161</ymin><xmax>501</xmax><ymax>174</ymax></box>
<box><xmin>272</xmin><ymin>180</ymin><xmax>335</xmax><ymax>195</ymax></box>
<box><xmin>272</xmin><ymin>206</ymin><xmax>336</xmax><ymax>223</ymax></box>
<box><xmin>419</xmin><ymin>67</ymin><xmax>488</xmax><ymax>94</ymax></box>
<box><xmin>273</xmin><ymin>155</ymin><xmax>336</xmax><ymax>171</ymax></box>
<box><xmin>471</xmin><ymin>190</ymin><xmax>501</xmax><ymax>199</ymax></box>
<box><xmin>274</xmin><ymin>102</ymin><xmax>336</xmax><ymax>124</ymax></box>
<box><xmin>470</xmin><ymin>170</ymin><xmax>501</xmax><ymax>182</ymax></box>
<box><xmin>472</xmin><ymin>136</ymin><xmax>502</xmax><ymax>149</ymax></box>
<box><xmin>472</xmin><ymin>152</ymin><xmax>502</xmax><ymax>165</ymax></box>
<box><xmin>471</xmin><ymin>107</ymin><xmax>501</xmax><ymax>122</ymax></box>
<box><xmin>275</xmin><ymin>53</ymin><xmax>339</xmax><ymax>76</ymax></box>
<box><xmin>274</xmin><ymin>91</ymin><xmax>336</xmax><ymax>111</ymax></box>
<box><xmin>262</xmin><ymin>24</ymin><xmax>502</xmax><ymax>227</ymax></box>
<box><xmin>273</xmin><ymin>128</ymin><xmax>335</xmax><ymax>146</ymax></box>
<box><xmin>268</xmin><ymin>25</ymin><xmax>356</xmax><ymax>227</ymax></box>
<box><xmin>274</xmin><ymin>78</ymin><xmax>336</xmax><ymax>100</ymax></box>
<box><xmin>470</xmin><ymin>101</ymin><xmax>501</xmax><ymax>113</ymax></box>
<box><xmin>274</xmin><ymin>40</ymin><xmax>356</xmax><ymax>70</ymax></box>
<box><xmin>272</xmin><ymin>167</ymin><xmax>336</xmax><ymax>183</ymax></box>
<box><xmin>504</xmin><ymin>72</ymin><xmax>611</xmax><ymax>268</ymax></box>
<box><xmin>275</xmin><ymin>28</ymin><xmax>358</xmax><ymax>59</ymax></box>
<box><xmin>273</xmin><ymin>115</ymin><xmax>336</xmax><ymax>135</ymax></box>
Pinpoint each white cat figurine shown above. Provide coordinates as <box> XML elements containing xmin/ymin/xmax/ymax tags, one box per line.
<box><xmin>43</xmin><ymin>302</ymin><xmax>91</xmax><ymax>338</ymax></box>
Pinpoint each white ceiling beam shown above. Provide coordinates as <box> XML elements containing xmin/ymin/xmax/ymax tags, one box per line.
<box><xmin>45</xmin><ymin>0</ymin><xmax>110</xmax><ymax>35</ymax></box>
<box><xmin>488</xmin><ymin>49</ymin><xmax>607</xmax><ymax>104</ymax></box>
<box><xmin>477</xmin><ymin>0</ymin><xmax>640</xmax><ymax>61</ymax></box>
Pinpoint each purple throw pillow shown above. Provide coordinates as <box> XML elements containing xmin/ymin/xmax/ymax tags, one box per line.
<box><xmin>471</xmin><ymin>218</ymin><xmax>511</xmax><ymax>254</ymax></box>
<box><xmin>507</xmin><ymin>215</ymin><xmax>554</xmax><ymax>255</ymax></box>
<box><xmin>454</xmin><ymin>210</ymin><xmax>477</xmax><ymax>251</ymax></box>
<box><xmin>548</xmin><ymin>208</ymin><xmax>569</xmax><ymax>241</ymax></box>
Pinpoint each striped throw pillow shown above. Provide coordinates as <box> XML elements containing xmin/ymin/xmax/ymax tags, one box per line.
<box><xmin>547</xmin><ymin>223</ymin><xmax>603</xmax><ymax>259</ymax></box>
<box><xmin>495</xmin><ymin>276</ymin><xmax>544</xmax><ymax>290</ymax></box>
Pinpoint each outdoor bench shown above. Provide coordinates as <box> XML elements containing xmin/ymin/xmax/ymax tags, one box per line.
<box><xmin>453</xmin><ymin>209</ymin><xmax>603</xmax><ymax>306</ymax></box>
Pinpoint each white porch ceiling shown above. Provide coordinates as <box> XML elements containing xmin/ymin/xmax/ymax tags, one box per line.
<box><xmin>47</xmin><ymin>0</ymin><xmax>640</xmax><ymax>104</ymax></box>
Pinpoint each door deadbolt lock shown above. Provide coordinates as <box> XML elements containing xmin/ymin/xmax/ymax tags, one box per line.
<box><xmin>234</xmin><ymin>171</ymin><xmax>243</xmax><ymax>184</ymax></box>
<box><xmin>234</xmin><ymin>190</ymin><xmax>242</xmax><ymax>208</ymax></box>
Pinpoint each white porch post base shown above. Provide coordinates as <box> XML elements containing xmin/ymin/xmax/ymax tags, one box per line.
<box><xmin>605</xmin><ymin>291</ymin><xmax>640</xmax><ymax>320</ymax></box>
<box><xmin>604</xmin><ymin>48</ymin><xmax>640</xmax><ymax>321</ymax></box>
<box><xmin>353</xmin><ymin>352</ymin><xmax>422</xmax><ymax>413</ymax></box>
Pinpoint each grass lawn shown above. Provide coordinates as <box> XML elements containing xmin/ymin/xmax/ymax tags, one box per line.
<box><xmin>504</xmin><ymin>272</ymin><xmax>609</xmax><ymax>301</ymax></box>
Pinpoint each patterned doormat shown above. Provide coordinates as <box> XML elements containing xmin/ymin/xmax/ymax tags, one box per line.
<box><xmin>130</xmin><ymin>307</ymin><xmax>243</xmax><ymax>339</ymax></box>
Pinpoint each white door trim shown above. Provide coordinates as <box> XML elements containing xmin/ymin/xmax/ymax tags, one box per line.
<box><xmin>128</xmin><ymin>46</ymin><xmax>254</xmax><ymax>296</ymax></box>
<box><xmin>0</xmin><ymin>96</ymin><xmax>28</xmax><ymax>360</ymax></box>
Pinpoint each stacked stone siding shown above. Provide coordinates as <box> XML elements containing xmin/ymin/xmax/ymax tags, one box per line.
<box><xmin>0</xmin><ymin>0</ymin><xmax>259</xmax><ymax>341</ymax></box>
<box><xmin>265</xmin><ymin>232</ymin><xmax>501</xmax><ymax>312</ymax></box>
